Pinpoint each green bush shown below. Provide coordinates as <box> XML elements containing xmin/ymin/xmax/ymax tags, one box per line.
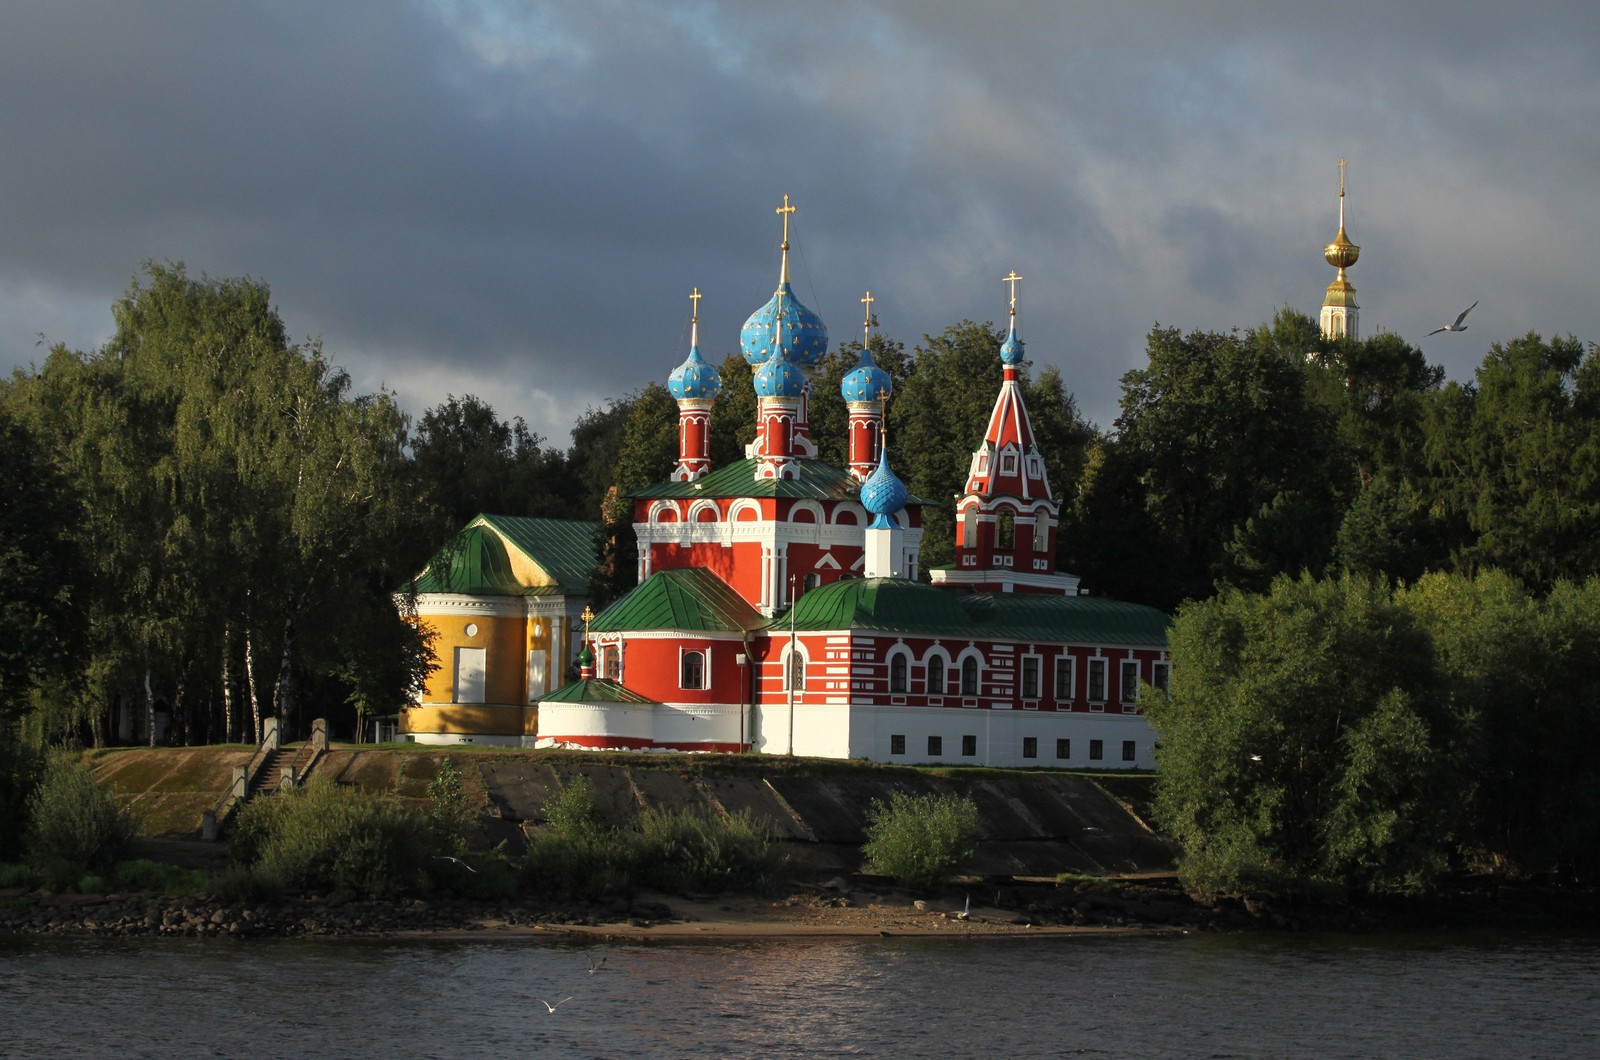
<box><xmin>637</xmin><ymin>806</ymin><xmax>788</xmax><ymax>896</ymax></box>
<box><xmin>111</xmin><ymin>858</ymin><xmax>208</xmax><ymax>895</ymax></box>
<box><xmin>0</xmin><ymin>861</ymin><xmax>40</xmax><ymax>889</ymax></box>
<box><xmin>0</xmin><ymin>738</ymin><xmax>46</xmax><ymax>861</ymax></box>
<box><xmin>25</xmin><ymin>755</ymin><xmax>135</xmax><ymax>875</ymax></box>
<box><xmin>519</xmin><ymin>777</ymin><xmax>637</xmax><ymax>899</ymax></box>
<box><xmin>230</xmin><ymin>777</ymin><xmax>442</xmax><ymax>898</ymax></box>
<box><xmin>862</xmin><ymin>791</ymin><xmax>980</xmax><ymax>892</ymax></box>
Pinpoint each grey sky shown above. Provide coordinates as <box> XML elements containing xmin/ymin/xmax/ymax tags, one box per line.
<box><xmin>3</xmin><ymin>1</ymin><xmax>1596</xmax><ymax>442</ymax></box>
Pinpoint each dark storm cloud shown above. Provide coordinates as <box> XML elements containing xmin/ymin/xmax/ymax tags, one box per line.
<box><xmin>2</xmin><ymin>1</ymin><xmax>1597</xmax><ymax>438</ymax></box>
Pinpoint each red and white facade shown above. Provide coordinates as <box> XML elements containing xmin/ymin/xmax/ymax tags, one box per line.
<box><xmin>536</xmin><ymin>237</ymin><xmax>1167</xmax><ymax>768</ymax></box>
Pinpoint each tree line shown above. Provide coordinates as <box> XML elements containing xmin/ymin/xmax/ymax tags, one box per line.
<box><xmin>5</xmin><ymin>258</ymin><xmax>1599</xmax><ymax>832</ymax></box>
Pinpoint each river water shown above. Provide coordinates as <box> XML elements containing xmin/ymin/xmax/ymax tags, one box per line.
<box><xmin>2</xmin><ymin>930</ymin><xmax>1596</xmax><ymax>1058</ymax></box>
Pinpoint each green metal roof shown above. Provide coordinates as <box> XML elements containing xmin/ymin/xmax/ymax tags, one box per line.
<box><xmin>780</xmin><ymin>577</ymin><xmax>973</xmax><ymax>635</ymax></box>
<box><xmin>958</xmin><ymin>592</ymin><xmax>1172</xmax><ymax>646</ymax></box>
<box><xmin>540</xmin><ymin>677</ymin><xmax>659</xmax><ymax>705</ymax></box>
<box><xmin>632</xmin><ymin>456</ymin><xmax>935</xmax><ymax>505</ymax></box>
<box><xmin>473</xmin><ymin>515</ymin><xmax>598</xmax><ymax>594</ymax></box>
<box><xmin>591</xmin><ymin>568</ymin><xmax>764</xmax><ymax>634</ymax></box>
<box><xmin>771</xmin><ymin>577</ymin><xmax>1169</xmax><ymax>646</ymax></box>
<box><xmin>411</xmin><ymin>525</ymin><xmax>524</xmax><ymax>595</ymax></box>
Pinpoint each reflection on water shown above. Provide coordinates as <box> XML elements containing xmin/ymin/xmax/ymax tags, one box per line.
<box><xmin>2</xmin><ymin>930</ymin><xmax>1598</xmax><ymax>1058</ymax></box>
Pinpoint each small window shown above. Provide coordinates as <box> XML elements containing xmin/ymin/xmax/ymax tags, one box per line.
<box><xmin>1122</xmin><ymin>740</ymin><xmax>1136</xmax><ymax>762</ymax></box>
<box><xmin>804</xmin><ymin>572</ymin><xmax>821</xmax><ymax>591</ymax></box>
<box><xmin>604</xmin><ymin>648</ymin><xmax>621</xmax><ymax>681</ymax></box>
<box><xmin>961</xmin><ymin>507</ymin><xmax>977</xmax><ymax>547</ymax></box>
<box><xmin>1088</xmin><ymin>658</ymin><xmax>1106</xmax><ymax>702</ymax></box>
<box><xmin>1120</xmin><ymin>660</ymin><xmax>1140</xmax><ymax>703</ymax></box>
<box><xmin>1022</xmin><ymin>736</ymin><xmax>1038</xmax><ymax>759</ymax></box>
<box><xmin>928</xmin><ymin>655</ymin><xmax>946</xmax><ymax>695</ymax></box>
<box><xmin>890</xmin><ymin>734</ymin><xmax>906</xmax><ymax>755</ymax></box>
<box><xmin>997</xmin><ymin>509</ymin><xmax>1015</xmax><ymax>549</ymax></box>
<box><xmin>1035</xmin><ymin>516</ymin><xmax>1050</xmax><ymax>553</ymax></box>
<box><xmin>962</xmin><ymin>734</ymin><xmax>977</xmax><ymax>757</ymax></box>
<box><xmin>928</xmin><ymin>735</ymin><xmax>942</xmax><ymax>757</ymax></box>
<box><xmin>785</xmin><ymin>650</ymin><xmax>806</xmax><ymax>691</ymax></box>
<box><xmin>1090</xmin><ymin>739</ymin><xmax>1103</xmax><ymax>761</ymax></box>
<box><xmin>1021</xmin><ymin>656</ymin><xmax>1040</xmax><ymax>699</ymax></box>
<box><xmin>889</xmin><ymin>653</ymin><xmax>908</xmax><ymax>693</ymax></box>
<box><xmin>1152</xmin><ymin>661</ymin><xmax>1170</xmax><ymax>694</ymax></box>
<box><xmin>1054</xmin><ymin>656</ymin><xmax>1074</xmax><ymax>704</ymax></box>
<box><xmin>680</xmin><ymin>650</ymin><xmax>705</xmax><ymax>690</ymax></box>
<box><xmin>961</xmin><ymin>657</ymin><xmax>979</xmax><ymax>696</ymax></box>
<box><xmin>1056</xmin><ymin>738</ymin><xmax>1070</xmax><ymax>760</ymax></box>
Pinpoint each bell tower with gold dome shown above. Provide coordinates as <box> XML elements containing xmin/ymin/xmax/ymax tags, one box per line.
<box><xmin>1320</xmin><ymin>158</ymin><xmax>1360</xmax><ymax>340</ymax></box>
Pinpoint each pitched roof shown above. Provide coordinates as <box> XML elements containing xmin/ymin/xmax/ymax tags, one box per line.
<box><xmin>774</xmin><ymin>577</ymin><xmax>1169</xmax><ymax>646</ymax></box>
<box><xmin>781</xmin><ymin>577</ymin><xmax>973</xmax><ymax>636</ymax></box>
<box><xmin>540</xmin><ymin>677</ymin><xmax>660</xmax><ymax>705</ymax></box>
<box><xmin>410</xmin><ymin>525</ymin><xmax>525</xmax><ymax>595</ymax></box>
<box><xmin>591</xmin><ymin>568</ymin><xmax>765</xmax><ymax>633</ymax></box>
<box><xmin>472</xmin><ymin>515</ymin><xmax>598</xmax><ymax>594</ymax></box>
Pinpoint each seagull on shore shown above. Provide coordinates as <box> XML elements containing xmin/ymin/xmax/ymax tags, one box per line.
<box><xmin>1428</xmin><ymin>301</ymin><xmax>1478</xmax><ymax>336</ymax></box>
<box><xmin>955</xmin><ymin>894</ymin><xmax>971</xmax><ymax>921</ymax></box>
<box><xmin>537</xmin><ymin>997</ymin><xmax>574</xmax><ymax>1014</ymax></box>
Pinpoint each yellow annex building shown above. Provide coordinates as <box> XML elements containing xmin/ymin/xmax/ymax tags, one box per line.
<box><xmin>401</xmin><ymin>515</ymin><xmax>597</xmax><ymax>746</ymax></box>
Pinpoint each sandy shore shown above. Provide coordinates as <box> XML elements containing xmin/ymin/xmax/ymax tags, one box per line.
<box><xmin>400</xmin><ymin>890</ymin><xmax>1172</xmax><ymax>942</ymax></box>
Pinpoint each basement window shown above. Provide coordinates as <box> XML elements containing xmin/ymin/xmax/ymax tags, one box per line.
<box><xmin>1022</xmin><ymin>736</ymin><xmax>1038</xmax><ymax>759</ymax></box>
<box><xmin>928</xmin><ymin>735</ymin><xmax>942</xmax><ymax>757</ymax></box>
<box><xmin>890</xmin><ymin>734</ymin><xmax>906</xmax><ymax>755</ymax></box>
<box><xmin>1056</xmin><ymin>738</ymin><xmax>1070</xmax><ymax>760</ymax></box>
<box><xmin>1090</xmin><ymin>739</ymin><xmax>1103</xmax><ymax>761</ymax></box>
<box><xmin>1122</xmin><ymin>740</ymin><xmax>1136</xmax><ymax>763</ymax></box>
<box><xmin>961</xmin><ymin>734</ymin><xmax>977</xmax><ymax>757</ymax></box>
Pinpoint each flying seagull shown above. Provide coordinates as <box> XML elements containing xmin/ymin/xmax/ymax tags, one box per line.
<box><xmin>1428</xmin><ymin>301</ymin><xmax>1478</xmax><ymax>336</ymax></box>
<box><xmin>537</xmin><ymin>997</ymin><xmax>574</xmax><ymax>1014</ymax></box>
<box><xmin>588</xmin><ymin>955</ymin><xmax>607</xmax><ymax>975</ymax></box>
<box><xmin>433</xmin><ymin>855</ymin><xmax>477</xmax><ymax>873</ymax></box>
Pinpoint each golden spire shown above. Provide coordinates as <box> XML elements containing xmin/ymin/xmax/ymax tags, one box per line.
<box><xmin>1324</xmin><ymin>158</ymin><xmax>1359</xmax><ymax>274</ymax></box>
<box><xmin>776</xmin><ymin>193</ymin><xmax>796</xmax><ymax>287</ymax></box>
<box><xmin>861</xmin><ymin>290</ymin><xmax>874</xmax><ymax>347</ymax></box>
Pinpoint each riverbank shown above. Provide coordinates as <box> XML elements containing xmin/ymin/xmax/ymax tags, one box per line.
<box><xmin>4</xmin><ymin>871</ymin><xmax>1595</xmax><ymax>942</ymax></box>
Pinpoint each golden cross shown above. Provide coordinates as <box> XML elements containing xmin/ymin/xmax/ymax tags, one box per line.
<box><xmin>1338</xmin><ymin>157</ymin><xmax>1347</xmax><ymax>196</ymax></box>
<box><xmin>1003</xmin><ymin>270</ymin><xmax>1023</xmax><ymax>311</ymax></box>
<box><xmin>776</xmin><ymin>194</ymin><xmax>796</xmax><ymax>246</ymax></box>
<box><xmin>861</xmin><ymin>290</ymin><xmax>874</xmax><ymax>343</ymax></box>
<box><xmin>580</xmin><ymin>604</ymin><xmax>594</xmax><ymax>642</ymax></box>
<box><xmin>690</xmin><ymin>287</ymin><xmax>702</xmax><ymax>323</ymax></box>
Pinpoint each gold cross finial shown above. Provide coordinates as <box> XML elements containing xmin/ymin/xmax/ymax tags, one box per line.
<box><xmin>776</xmin><ymin>194</ymin><xmax>796</xmax><ymax>285</ymax></box>
<box><xmin>580</xmin><ymin>604</ymin><xmax>594</xmax><ymax>634</ymax></box>
<box><xmin>861</xmin><ymin>290</ymin><xmax>874</xmax><ymax>345</ymax></box>
<box><xmin>1003</xmin><ymin>270</ymin><xmax>1023</xmax><ymax>313</ymax></box>
<box><xmin>776</xmin><ymin>194</ymin><xmax>796</xmax><ymax>246</ymax></box>
<box><xmin>689</xmin><ymin>287</ymin><xmax>702</xmax><ymax>323</ymax></box>
<box><xmin>1338</xmin><ymin>157</ymin><xmax>1347</xmax><ymax>196</ymax></box>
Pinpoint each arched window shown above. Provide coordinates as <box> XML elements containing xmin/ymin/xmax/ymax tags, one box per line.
<box><xmin>961</xmin><ymin>656</ymin><xmax>979</xmax><ymax>696</ymax></box>
<box><xmin>961</xmin><ymin>507</ymin><xmax>977</xmax><ymax>547</ymax></box>
<box><xmin>997</xmin><ymin>509</ymin><xmax>1015</xmax><ymax>550</ymax></box>
<box><xmin>783</xmin><ymin>648</ymin><xmax>806</xmax><ymax>691</ymax></box>
<box><xmin>889</xmin><ymin>652</ymin><xmax>908</xmax><ymax>693</ymax></box>
<box><xmin>680</xmin><ymin>650</ymin><xmax>705</xmax><ymax>690</ymax></box>
<box><xmin>928</xmin><ymin>655</ymin><xmax>946</xmax><ymax>695</ymax></box>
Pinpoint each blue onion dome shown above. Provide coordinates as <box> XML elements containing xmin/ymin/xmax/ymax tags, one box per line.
<box><xmin>740</xmin><ymin>282</ymin><xmax>829</xmax><ymax>368</ymax></box>
<box><xmin>860</xmin><ymin>447</ymin><xmax>909</xmax><ymax>529</ymax></box>
<box><xmin>999</xmin><ymin>322</ymin><xmax>1025</xmax><ymax>366</ymax></box>
<box><xmin>667</xmin><ymin>343</ymin><xmax>721</xmax><ymax>401</ymax></box>
<box><xmin>840</xmin><ymin>346</ymin><xmax>892</xmax><ymax>403</ymax></box>
<box><xmin>753</xmin><ymin>351</ymin><xmax>807</xmax><ymax>399</ymax></box>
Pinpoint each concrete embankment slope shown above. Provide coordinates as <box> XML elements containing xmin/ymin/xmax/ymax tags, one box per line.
<box><xmin>91</xmin><ymin>746</ymin><xmax>1179</xmax><ymax>878</ymax></box>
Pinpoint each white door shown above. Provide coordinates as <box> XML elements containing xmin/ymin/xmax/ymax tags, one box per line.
<box><xmin>455</xmin><ymin>647</ymin><xmax>487</xmax><ymax>704</ymax></box>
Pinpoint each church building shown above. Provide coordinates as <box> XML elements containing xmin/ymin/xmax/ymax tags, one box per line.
<box><xmin>533</xmin><ymin>199</ymin><xmax>1170</xmax><ymax>768</ymax></box>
